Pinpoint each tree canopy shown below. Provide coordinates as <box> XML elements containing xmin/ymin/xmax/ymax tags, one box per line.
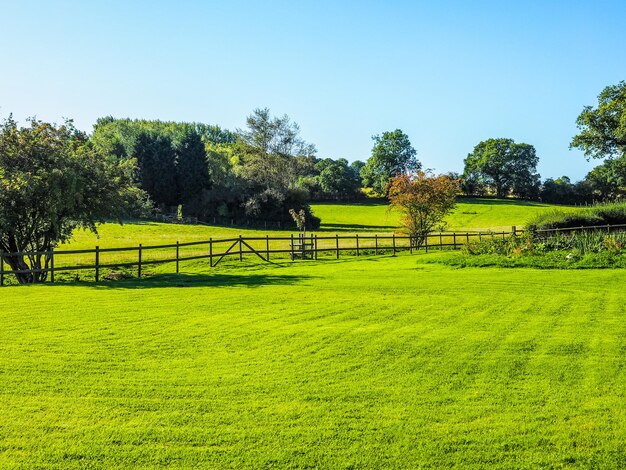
<box><xmin>571</xmin><ymin>80</ymin><xmax>626</xmax><ymax>160</ymax></box>
<box><xmin>0</xmin><ymin>117</ymin><xmax>148</xmax><ymax>283</ymax></box>
<box><xmin>463</xmin><ymin>138</ymin><xmax>540</xmax><ymax>198</ymax></box>
<box><xmin>388</xmin><ymin>171</ymin><xmax>459</xmax><ymax>247</ymax></box>
<box><xmin>361</xmin><ymin>129</ymin><xmax>420</xmax><ymax>195</ymax></box>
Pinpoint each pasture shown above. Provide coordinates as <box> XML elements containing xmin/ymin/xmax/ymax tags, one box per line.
<box><xmin>66</xmin><ymin>198</ymin><xmax>574</xmax><ymax>250</ymax></box>
<box><xmin>1</xmin><ymin>255</ymin><xmax>626</xmax><ymax>468</ymax></box>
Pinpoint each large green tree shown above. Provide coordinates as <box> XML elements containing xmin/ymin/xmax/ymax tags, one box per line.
<box><xmin>174</xmin><ymin>126</ymin><xmax>209</xmax><ymax>205</ymax></box>
<box><xmin>0</xmin><ymin>117</ymin><xmax>148</xmax><ymax>283</ymax></box>
<box><xmin>571</xmin><ymin>81</ymin><xmax>626</xmax><ymax>160</ymax></box>
<box><xmin>236</xmin><ymin>108</ymin><xmax>316</xmax><ymax>191</ymax></box>
<box><xmin>463</xmin><ymin>138</ymin><xmax>540</xmax><ymax>198</ymax></box>
<box><xmin>315</xmin><ymin>158</ymin><xmax>361</xmax><ymax>198</ymax></box>
<box><xmin>361</xmin><ymin>129</ymin><xmax>420</xmax><ymax>195</ymax></box>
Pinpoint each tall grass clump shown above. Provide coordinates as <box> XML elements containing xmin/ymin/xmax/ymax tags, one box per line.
<box><xmin>456</xmin><ymin>230</ymin><xmax>626</xmax><ymax>268</ymax></box>
<box><xmin>464</xmin><ymin>230</ymin><xmax>626</xmax><ymax>257</ymax></box>
<box><xmin>528</xmin><ymin>201</ymin><xmax>626</xmax><ymax>230</ymax></box>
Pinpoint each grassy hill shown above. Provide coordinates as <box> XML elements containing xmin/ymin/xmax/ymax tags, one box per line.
<box><xmin>1</xmin><ymin>255</ymin><xmax>625</xmax><ymax>468</ymax></box>
<box><xmin>312</xmin><ymin>197</ymin><xmax>576</xmax><ymax>233</ymax></box>
<box><xmin>66</xmin><ymin>198</ymin><xmax>576</xmax><ymax>250</ymax></box>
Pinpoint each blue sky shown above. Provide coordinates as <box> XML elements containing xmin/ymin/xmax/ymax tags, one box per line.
<box><xmin>1</xmin><ymin>0</ymin><xmax>625</xmax><ymax>180</ymax></box>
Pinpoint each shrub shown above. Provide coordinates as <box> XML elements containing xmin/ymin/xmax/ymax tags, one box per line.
<box><xmin>527</xmin><ymin>202</ymin><xmax>626</xmax><ymax>230</ymax></box>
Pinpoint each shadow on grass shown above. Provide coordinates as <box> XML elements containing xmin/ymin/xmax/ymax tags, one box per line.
<box><xmin>83</xmin><ymin>273</ymin><xmax>314</xmax><ymax>289</ymax></box>
<box><xmin>458</xmin><ymin>197</ymin><xmax>553</xmax><ymax>207</ymax></box>
<box><xmin>318</xmin><ymin>222</ymin><xmax>397</xmax><ymax>232</ymax></box>
<box><xmin>312</xmin><ymin>198</ymin><xmax>388</xmax><ymax>207</ymax></box>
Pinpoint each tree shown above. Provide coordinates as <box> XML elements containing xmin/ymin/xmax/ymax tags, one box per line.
<box><xmin>584</xmin><ymin>158</ymin><xmax>626</xmax><ymax>200</ymax></box>
<box><xmin>571</xmin><ymin>80</ymin><xmax>626</xmax><ymax>160</ymax></box>
<box><xmin>361</xmin><ymin>129</ymin><xmax>420</xmax><ymax>195</ymax></box>
<box><xmin>387</xmin><ymin>171</ymin><xmax>459</xmax><ymax>247</ymax></box>
<box><xmin>314</xmin><ymin>158</ymin><xmax>361</xmax><ymax>198</ymax></box>
<box><xmin>133</xmin><ymin>131</ymin><xmax>178</xmax><ymax>206</ymax></box>
<box><xmin>236</xmin><ymin>108</ymin><xmax>317</xmax><ymax>191</ymax></box>
<box><xmin>173</xmin><ymin>126</ymin><xmax>209</xmax><ymax>206</ymax></box>
<box><xmin>0</xmin><ymin>117</ymin><xmax>148</xmax><ymax>284</ymax></box>
<box><xmin>463</xmin><ymin>138</ymin><xmax>540</xmax><ymax>198</ymax></box>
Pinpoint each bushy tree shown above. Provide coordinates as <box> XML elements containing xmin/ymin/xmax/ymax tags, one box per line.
<box><xmin>584</xmin><ymin>158</ymin><xmax>626</xmax><ymax>200</ymax></box>
<box><xmin>463</xmin><ymin>138</ymin><xmax>540</xmax><ymax>198</ymax></box>
<box><xmin>174</xmin><ymin>126</ymin><xmax>209</xmax><ymax>205</ymax></box>
<box><xmin>236</xmin><ymin>108</ymin><xmax>317</xmax><ymax>191</ymax></box>
<box><xmin>133</xmin><ymin>131</ymin><xmax>178</xmax><ymax>206</ymax></box>
<box><xmin>571</xmin><ymin>80</ymin><xmax>626</xmax><ymax>160</ymax></box>
<box><xmin>314</xmin><ymin>158</ymin><xmax>361</xmax><ymax>198</ymax></box>
<box><xmin>388</xmin><ymin>171</ymin><xmax>460</xmax><ymax>247</ymax></box>
<box><xmin>0</xmin><ymin>117</ymin><xmax>148</xmax><ymax>283</ymax></box>
<box><xmin>361</xmin><ymin>129</ymin><xmax>420</xmax><ymax>195</ymax></box>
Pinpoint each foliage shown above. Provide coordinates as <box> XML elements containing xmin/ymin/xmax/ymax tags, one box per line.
<box><xmin>92</xmin><ymin>119</ymin><xmax>213</xmax><ymax>209</ymax></box>
<box><xmin>463</xmin><ymin>138</ymin><xmax>540</xmax><ymax>198</ymax></box>
<box><xmin>361</xmin><ymin>129</ymin><xmax>420</xmax><ymax>195</ymax></box>
<box><xmin>235</xmin><ymin>108</ymin><xmax>316</xmax><ymax>191</ymax></box>
<box><xmin>527</xmin><ymin>201</ymin><xmax>626</xmax><ymax>229</ymax></box>
<box><xmin>571</xmin><ymin>80</ymin><xmax>626</xmax><ymax>160</ymax></box>
<box><xmin>583</xmin><ymin>156</ymin><xmax>626</xmax><ymax>200</ymax></box>
<box><xmin>540</xmin><ymin>176</ymin><xmax>594</xmax><ymax>204</ymax></box>
<box><xmin>314</xmin><ymin>158</ymin><xmax>362</xmax><ymax>198</ymax></box>
<box><xmin>289</xmin><ymin>208</ymin><xmax>307</xmax><ymax>232</ymax></box>
<box><xmin>91</xmin><ymin>112</ymin><xmax>327</xmax><ymax>228</ymax></box>
<box><xmin>387</xmin><ymin>171</ymin><xmax>459</xmax><ymax>246</ymax></box>
<box><xmin>454</xmin><ymin>228</ymin><xmax>626</xmax><ymax>269</ymax></box>
<box><xmin>0</xmin><ymin>116</ymin><xmax>148</xmax><ymax>283</ymax></box>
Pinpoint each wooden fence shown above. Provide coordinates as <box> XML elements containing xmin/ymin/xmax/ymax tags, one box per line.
<box><xmin>2</xmin><ymin>223</ymin><xmax>626</xmax><ymax>285</ymax></box>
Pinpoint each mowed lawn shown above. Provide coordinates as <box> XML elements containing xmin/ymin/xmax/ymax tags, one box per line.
<box><xmin>312</xmin><ymin>197</ymin><xmax>576</xmax><ymax>233</ymax></box>
<box><xmin>1</xmin><ymin>255</ymin><xmax>626</xmax><ymax>468</ymax></box>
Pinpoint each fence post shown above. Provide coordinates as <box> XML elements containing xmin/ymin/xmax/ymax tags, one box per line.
<box><xmin>291</xmin><ymin>234</ymin><xmax>295</xmax><ymax>261</ymax></box>
<box><xmin>310</xmin><ymin>233</ymin><xmax>313</xmax><ymax>259</ymax></box>
<box><xmin>453</xmin><ymin>232</ymin><xmax>456</xmax><ymax>250</ymax></box>
<box><xmin>209</xmin><ymin>238</ymin><xmax>213</xmax><ymax>267</ymax></box>
<box><xmin>50</xmin><ymin>249</ymin><xmax>55</xmax><ymax>284</ymax></box>
<box><xmin>375</xmin><ymin>234</ymin><xmax>378</xmax><ymax>255</ymax></box>
<box><xmin>356</xmin><ymin>234</ymin><xmax>359</xmax><ymax>256</ymax></box>
<box><xmin>336</xmin><ymin>234</ymin><xmax>339</xmax><ymax>259</ymax></box>
<box><xmin>314</xmin><ymin>234</ymin><xmax>318</xmax><ymax>260</ymax></box>
<box><xmin>392</xmin><ymin>233</ymin><xmax>396</xmax><ymax>256</ymax></box>
<box><xmin>439</xmin><ymin>232</ymin><xmax>443</xmax><ymax>250</ymax></box>
<box><xmin>138</xmin><ymin>244</ymin><xmax>142</xmax><ymax>278</ymax></box>
<box><xmin>1</xmin><ymin>250</ymin><xmax>4</xmax><ymax>286</ymax></box>
<box><xmin>512</xmin><ymin>226</ymin><xmax>517</xmax><ymax>236</ymax></box>
<box><xmin>466</xmin><ymin>232</ymin><xmax>469</xmax><ymax>244</ymax></box>
<box><xmin>266</xmin><ymin>235</ymin><xmax>270</xmax><ymax>261</ymax></box>
<box><xmin>239</xmin><ymin>235</ymin><xmax>243</xmax><ymax>262</ymax></box>
<box><xmin>176</xmin><ymin>241</ymin><xmax>180</xmax><ymax>273</ymax></box>
<box><xmin>425</xmin><ymin>233</ymin><xmax>429</xmax><ymax>253</ymax></box>
<box><xmin>95</xmin><ymin>246</ymin><xmax>100</xmax><ymax>282</ymax></box>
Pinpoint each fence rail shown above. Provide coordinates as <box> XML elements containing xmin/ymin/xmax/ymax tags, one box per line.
<box><xmin>2</xmin><ymin>223</ymin><xmax>626</xmax><ymax>285</ymax></box>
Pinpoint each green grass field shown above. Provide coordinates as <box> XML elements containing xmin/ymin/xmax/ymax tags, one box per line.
<box><xmin>312</xmin><ymin>197</ymin><xmax>571</xmax><ymax>233</ymax></box>
<box><xmin>66</xmin><ymin>198</ymin><xmax>574</xmax><ymax>251</ymax></box>
<box><xmin>1</xmin><ymin>255</ymin><xmax>625</xmax><ymax>468</ymax></box>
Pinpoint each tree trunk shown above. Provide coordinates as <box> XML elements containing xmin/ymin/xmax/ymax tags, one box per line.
<box><xmin>4</xmin><ymin>254</ymin><xmax>34</xmax><ymax>284</ymax></box>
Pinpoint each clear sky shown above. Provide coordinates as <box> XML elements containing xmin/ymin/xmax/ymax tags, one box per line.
<box><xmin>1</xmin><ymin>0</ymin><xmax>625</xmax><ymax>180</ymax></box>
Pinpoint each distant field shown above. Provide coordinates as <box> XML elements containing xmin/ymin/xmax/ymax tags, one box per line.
<box><xmin>311</xmin><ymin>197</ymin><xmax>576</xmax><ymax>233</ymax></box>
<box><xmin>1</xmin><ymin>255</ymin><xmax>625</xmax><ymax>468</ymax></box>
<box><xmin>66</xmin><ymin>198</ymin><xmax>577</xmax><ymax>251</ymax></box>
